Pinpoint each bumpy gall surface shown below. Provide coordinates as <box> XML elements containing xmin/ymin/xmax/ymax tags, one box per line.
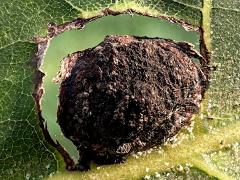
<box><xmin>57</xmin><ymin>35</ymin><xmax>207</xmax><ymax>170</ymax></box>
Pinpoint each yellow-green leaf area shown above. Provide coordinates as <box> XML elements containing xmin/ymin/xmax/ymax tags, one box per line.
<box><xmin>0</xmin><ymin>0</ymin><xmax>239</xmax><ymax>179</ymax></box>
<box><xmin>68</xmin><ymin>0</ymin><xmax>202</xmax><ymax>25</ymax></box>
<box><xmin>204</xmin><ymin>142</ymin><xmax>240</xmax><ymax>178</ymax></box>
<box><xmin>208</xmin><ymin>0</ymin><xmax>240</xmax><ymax>120</ymax></box>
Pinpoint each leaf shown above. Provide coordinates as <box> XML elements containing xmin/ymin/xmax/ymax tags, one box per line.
<box><xmin>0</xmin><ymin>42</ymin><xmax>60</xmax><ymax>179</ymax></box>
<box><xmin>0</xmin><ymin>0</ymin><xmax>239</xmax><ymax>179</ymax></box>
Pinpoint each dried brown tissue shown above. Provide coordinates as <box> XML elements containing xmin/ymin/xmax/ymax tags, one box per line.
<box><xmin>32</xmin><ymin>8</ymin><xmax>211</xmax><ymax>170</ymax></box>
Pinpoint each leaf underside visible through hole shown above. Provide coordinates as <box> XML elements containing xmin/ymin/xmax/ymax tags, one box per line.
<box><xmin>0</xmin><ymin>0</ymin><xmax>239</xmax><ymax>180</ymax></box>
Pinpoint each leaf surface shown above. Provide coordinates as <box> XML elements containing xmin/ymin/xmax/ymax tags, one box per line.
<box><xmin>0</xmin><ymin>0</ymin><xmax>239</xmax><ymax>179</ymax></box>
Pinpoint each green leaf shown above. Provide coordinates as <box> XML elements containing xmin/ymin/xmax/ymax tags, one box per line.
<box><xmin>0</xmin><ymin>42</ymin><xmax>60</xmax><ymax>179</ymax></box>
<box><xmin>0</xmin><ymin>0</ymin><xmax>239</xmax><ymax>179</ymax></box>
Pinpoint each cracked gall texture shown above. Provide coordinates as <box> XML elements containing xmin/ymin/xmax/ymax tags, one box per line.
<box><xmin>57</xmin><ymin>35</ymin><xmax>208</xmax><ymax>170</ymax></box>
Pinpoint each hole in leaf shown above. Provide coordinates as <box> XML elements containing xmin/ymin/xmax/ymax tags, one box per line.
<box><xmin>41</xmin><ymin>14</ymin><xmax>200</xmax><ymax>162</ymax></box>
